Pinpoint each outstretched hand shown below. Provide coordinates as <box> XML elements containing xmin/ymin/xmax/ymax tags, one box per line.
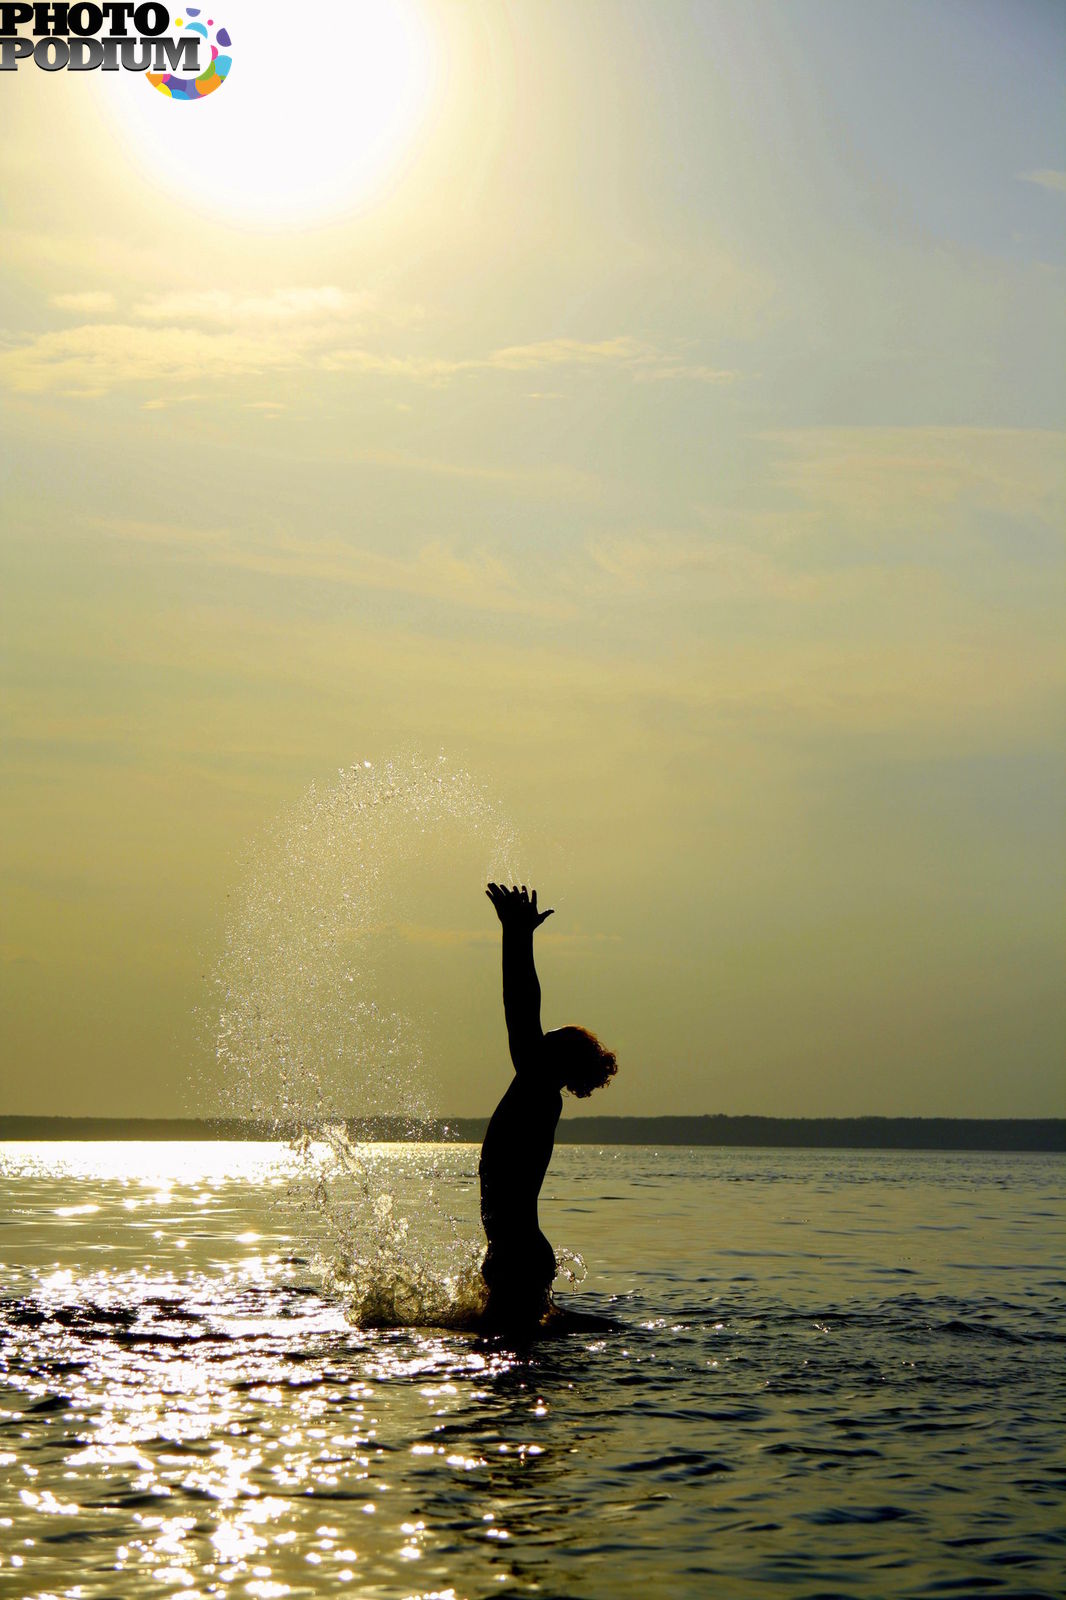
<box><xmin>486</xmin><ymin>882</ymin><xmax>554</xmax><ymax>930</ymax></box>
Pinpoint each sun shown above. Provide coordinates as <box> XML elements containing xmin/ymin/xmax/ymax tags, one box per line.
<box><xmin>101</xmin><ymin>0</ymin><xmax>435</xmax><ymax>224</ymax></box>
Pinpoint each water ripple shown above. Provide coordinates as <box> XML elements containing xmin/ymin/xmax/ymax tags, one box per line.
<box><xmin>0</xmin><ymin>1142</ymin><xmax>1063</xmax><ymax>1598</ymax></box>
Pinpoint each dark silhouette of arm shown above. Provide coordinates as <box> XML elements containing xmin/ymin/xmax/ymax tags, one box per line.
<box><xmin>501</xmin><ymin>924</ymin><xmax>542</xmax><ymax>1071</ymax></box>
<box><xmin>486</xmin><ymin>884</ymin><xmax>554</xmax><ymax>1073</ymax></box>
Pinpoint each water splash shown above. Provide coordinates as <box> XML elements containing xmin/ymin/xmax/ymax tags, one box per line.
<box><xmin>214</xmin><ymin>750</ymin><xmax>520</xmax><ymax>1128</ymax></box>
<box><xmin>555</xmin><ymin>1248</ymin><xmax>588</xmax><ymax>1287</ymax></box>
<box><xmin>212</xmin><ymin>750</ymin><xmax>523</xmax><ymax>1326</ymax></box>
<box><xmin>317</xmin><ymin>1125</ymin><xmax>488</xmax><ymax>1329</ymax></box>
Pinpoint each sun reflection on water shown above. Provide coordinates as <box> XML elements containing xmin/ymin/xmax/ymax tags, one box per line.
<box><xmin>0</xmin><ymin>1140</ymin><xmax>557</xmax><ymax>1595</ymax></box>
<box><xmin>2</xmin><ymin>1142</ymin><xmax>1064</xmax><ymax>1598</ymax></box>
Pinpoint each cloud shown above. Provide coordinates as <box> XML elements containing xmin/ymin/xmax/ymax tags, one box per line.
<box><xmin>0</xmin><ymin>322</ymin><xmax>298</xmax><ymax>393</ymax></box>
<box><xmin>763</xmin><ymin>427</ymin><xmax>1065</xmax><ymax>533</ymax></box>
<box><xmin>8</xmin><ymin>497</ymin><xmax>1061</xmax><ymax>775</ymax></box>
<box><xmin>329</xmin><ymin>334</ymin><xmax>737</xmax><ymax>386</ymax></box>
<box><xmin>351</xmin><ymin>445</ymin><xmax>604</xmax><ymax>502</ymax></box>
<box><xmin>89</xmin><ymin>518</ymin><xmax>574</xmax><ymax>618</ymax></box>
<box><xmin>1019</xmin><ymin>169</ymin><xmax>1066</xmax><ymax>195</ymax></box>
<box><xmin>587</xmin><ymin>529</ymin><xmax>823</xmax><ymax>603</ymax></box>
<box><xmin>51</xmin><ymin>290</ymin><xmax>117</xmax><ymax>314</ymax></box>
<box><xmin>1</xmin><ymin>307</ymin><xmax>735</xmax><ymax>397</ymax></box>
<box><xmin>485</xmin><ymin>335</ymin><xmax>736</xmax><ymax>383</ymax></box>
<box><xmin>322</xmin><ymin>348</ymin><xmax>468</xmax><ymax>382</ymax></box>
<box><xmin>130</xmin><ymin>286</ymin><xmax>371</xmax><ymax>324</ymax></box>
<box><xmin>586</xmin><ymin>427</ymin><xmax>1065</xmax><ymax>602</ymax></box>
<box><xmin>141</xmin><ymin>393</ymin><xmax>210</xmax><ymax>412</ymax></box>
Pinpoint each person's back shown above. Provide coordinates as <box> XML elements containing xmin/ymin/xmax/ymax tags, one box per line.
<box><xmin>479</xmin><ymin>883</ymin><xmax>618</xmax><ymax>1328</ymax></box>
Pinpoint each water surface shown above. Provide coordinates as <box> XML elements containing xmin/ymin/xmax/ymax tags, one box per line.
<box><xmin>1</xmin><ymin>1142</ymin><xmax>1063</xmax><ymax>1598</ymax></box>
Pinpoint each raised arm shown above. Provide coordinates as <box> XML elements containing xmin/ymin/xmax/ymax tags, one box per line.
<box><xmin>485</xmin><ymin>883</ymin><xmax>554</xmax><ymax>1072</ymax></box>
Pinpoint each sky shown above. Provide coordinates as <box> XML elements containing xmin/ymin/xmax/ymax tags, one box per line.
<box><xmin>1</xmin><ymin>0</ymin><xmax>1063</xmax><ymax>1120</ymax></box>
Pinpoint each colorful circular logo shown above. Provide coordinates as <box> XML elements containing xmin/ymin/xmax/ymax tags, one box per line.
<box><xmin>147</xmin><ymin>10</ymin><xmax>231</xmax><ymax>101</ymax></box>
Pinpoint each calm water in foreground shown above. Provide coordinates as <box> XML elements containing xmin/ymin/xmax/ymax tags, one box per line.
<box><xmin>1</xmin><ymin>1141</ymin><xmax>1063</xmax><ymax>1600</ymax></box>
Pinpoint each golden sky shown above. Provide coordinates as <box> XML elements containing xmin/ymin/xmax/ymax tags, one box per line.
<box><xmin>1</xmin><ymin>1</ymin><xmax>1064</xmax><ymax>1118</ymax></box>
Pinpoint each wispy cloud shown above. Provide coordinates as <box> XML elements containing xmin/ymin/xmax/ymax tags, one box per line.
<box><xmin>586</xmin><ymin>529</ymin><xmax>822</xmax><ymax>602</ymax></box>
<box><xmin>141</xmin><ymin>393</ymin><xmax>210</xmax><ymax>412</ymax></box>
<box><xmin>89</xmin><ymin>518</ymin><xmax>575</xmax><ymax>618</ymax></box>
<box><xmin>0</xmin><ymin>279</ymin><xmax>736</xmax><ymax>396</ymax></box>
<box><xmin>485</xmin><ymin>335</ymin><xmax>736</xmax><ymax>383</ymax></box>
<box><xmin>329</xmin><ymin>334</ymin><xmax>737</xmax><ymax>386</ymax></box>
<box><xmin>51</xmin><ymin>290</ymin><xmax>116</xmax><ymax>314</ymax></box>
<box><xmin>764</xmin><ymin>427</ymin><xmax>1065</xmax><ymax>531</ymax></box>
<box><xmin>1019</xmin><ymin>168</ymin><xmax>1066</xmax><ymax>195</ymax></box>
<box><xmin>0</xmin><ymin>322</ymin><xmax>298</xmax><ymax>395</ymax></box>
<box><xmin>351</xmin><ymin>445</ymin><xmax>604</xmax><ymax>501</ymax></box>
<box><xmin>130</xmin><ymin>286</ymin><xmax>372</xmax><ymax>324</ymax></box>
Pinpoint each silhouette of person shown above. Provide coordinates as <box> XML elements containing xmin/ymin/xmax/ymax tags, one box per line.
<box><xmin>480</xmin><ymin>883</ymin><xmax>618</xmax><ymax>1329</ymax></box>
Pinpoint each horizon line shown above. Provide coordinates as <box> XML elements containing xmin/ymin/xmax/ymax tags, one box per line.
<box><xmin>2</xmin><ymin>1113</ymin><xmax>1063</xmax><ymax>1153</ymax></box>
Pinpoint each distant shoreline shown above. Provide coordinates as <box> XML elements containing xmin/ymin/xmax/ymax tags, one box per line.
<box><xmin>0</xmin><ymin>1115</ymin><xmax>1062</xmax><ymax>1152</ymax></box>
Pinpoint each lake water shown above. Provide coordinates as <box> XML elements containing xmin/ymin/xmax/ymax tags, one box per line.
<box><xmin>1</xmin><ymin>1141</ymin><xmax>1063</xmax><ymax>1599</ymax></box>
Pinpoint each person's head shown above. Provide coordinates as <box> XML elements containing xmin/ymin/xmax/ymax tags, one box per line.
<box><xmin>545</xmin><ymin>1025</ymin><xmax>618</xmax><ymax>1098</ymax></box>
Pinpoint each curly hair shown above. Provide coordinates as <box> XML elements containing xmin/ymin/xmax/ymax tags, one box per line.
<box><xmin>549</xmin><ymin>1025</ymin><xmax>618</xmax><ymax>1099</ymax></box>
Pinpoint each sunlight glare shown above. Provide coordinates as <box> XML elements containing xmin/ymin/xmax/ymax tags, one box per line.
<box><xmin>101</xmin><ymin>0</ymin><xmax>435</xmax><ymax>224</ymax></box>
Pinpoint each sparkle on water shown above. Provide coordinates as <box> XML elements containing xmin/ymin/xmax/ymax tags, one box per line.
<box><xmin>5</xmin><ymin>761</ymin><xmax>1061</xmax><ymax>1596</ymax></box>
<box><xmin>1</xmin><ymin>1141</ymin><xmax>1064</xmax><ymax>1598</ymax></box>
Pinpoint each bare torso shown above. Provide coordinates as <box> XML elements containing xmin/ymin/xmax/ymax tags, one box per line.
<box><xmin>478</xmin><ymin>1072</ymin><xmax>561</xmax><ymax>1323</ymax></box>
<box><xmin>479</xmin><ymin>1072</ymin><xmax>562</xmax><ymax>1244</ymax></box>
